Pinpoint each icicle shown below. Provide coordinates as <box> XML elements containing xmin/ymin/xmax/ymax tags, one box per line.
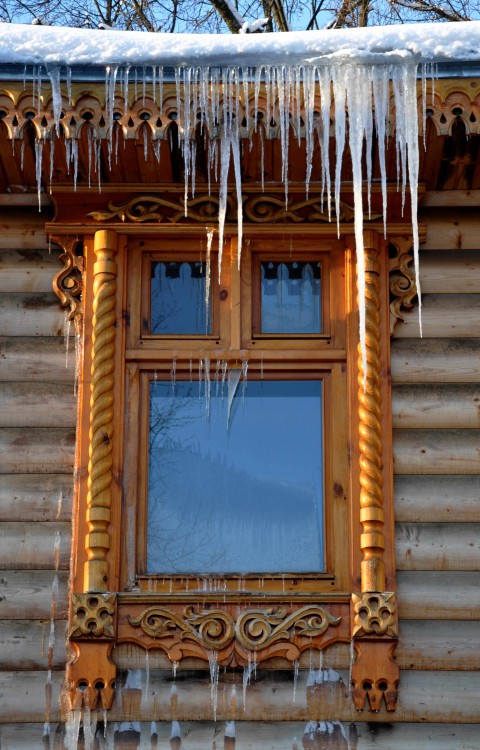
<box><xmin>205</xmin><ymin>228</ymin><xmax>213</xmax><ymax>333</ymax></box>
<box><xmin>207</xmin><ymin>651</ymin><xmax>219</xmax><ymax>721</ymax></box>
<box><xmin>64</xmin><ymin>314</ymin><xmax>71</xmax><ymax>368</ymax></box>
<box><xmin>144</xmin><ymin>649</ymin><xmax>150</xmax><ymax>705</ymax></box>
<box><xmin>292</xmin><ymin>659</ymin><xmax>299</xmax><ymax>703</ymax></box>
<box><xmin>227</xmin><ymin>368</ymin><xmax>241</xmax><ymax>429</ymax></box>
<box><xmin>372</xmin><ymin>66</ymin><xmax>389</xmax><ymax>236</ymax></box>
<box><xmin>66</xmin><ymin>65</ymin><xmax>72</xmax><ymax>107</ymax></box>
<box><xmin>170</xmin><ymin>683</ymin><xmax>178</xmax><ymax>718</ymax></box>
<box><xmin>348</xmin><ymin>640</ymin><xmax>355</xmax><ymax>697</ymax></box>
<box><xmin>35</xmin><ymin>138</ymin><xmax>43</xmax><ymax>211</ymax></box>
<box><xmin>46</xmin><ymin>64</ymin><xmax>62</xmax><ymax>135</ymax></box>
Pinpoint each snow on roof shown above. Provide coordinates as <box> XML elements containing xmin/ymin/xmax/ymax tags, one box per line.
<box><xmin>0</xmin><ymin>20</ymin><xmax>479</xmax><ymax>69</ymax></box>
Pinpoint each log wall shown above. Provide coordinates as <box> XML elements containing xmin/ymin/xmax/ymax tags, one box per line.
<box><xmin>0</xmin><ymin>204</ymin><xmax>479</xmax><ymax>748</ymax></box>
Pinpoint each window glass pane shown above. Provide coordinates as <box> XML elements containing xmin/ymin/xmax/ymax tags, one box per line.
<box><xmin>261</xmin><ymin>261</ymin><xmax>321</xmax><ymax>333</ymax></box>
<box><xmin>150</xmin><ymin>261</ymin><xmax>210</xmax><ymax>334</ymax></box>
<box><xmin>147</xmin><ymin>379</ymin><xmax>324</xmax><ymax>574</ymax></box>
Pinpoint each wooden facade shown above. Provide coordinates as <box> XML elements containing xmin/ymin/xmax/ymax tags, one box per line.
<box><xmin>0</xmin><ymin>72</ymin><xmax>479</xmax><ymax>749</ymax></box>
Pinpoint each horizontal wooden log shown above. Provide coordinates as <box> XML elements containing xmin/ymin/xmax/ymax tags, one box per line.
<box><xmin>0</xmin><ymin>293</ymin><xmax>70</xmax><ymax>337</ymax></box>
<box><xmin>394</xmin><ymin>475</ymin><xmax>480</xmax><ymax>523</ymax></box>
<box><xmin>0</xmin><ymin>337</ymin><xmax>75</xmax><ymax>382</ymax></box>
<box><xmin>0</xmin><ymin>570</ymin><xmax>68</xmax><ymax>620</ymax></box>
<box><xmin>391</xmin><ymin>338</ymin><xmax>480</xmax><ymax>384</ymax></box>
<box><xmin>0</xmin><ymin>428</ymin><xmax>75</xmax><ymax>473</ymax></box>
<box><xmin>395</xmin><ymin>523</ymin><xmax>480</xmax><ymax>571</ymax></box>
<box><xmin>397</xmin><ymin>620</ymin><xmax>480</xmax><ymax>671</ymax></box>
<box><xmin>0</xmin><ymin>620</ymin><xmax>67</xmax><ymax>670</ymax></box>
<box><xmin>397</xmin><ymin>571</ymin><xmax>480</xmax><ymax>619</ymax></box>
<box><xmin>420</xmin><ymin>212</ymin><xmax>480</xmax><ymax>250</ymax></box>
<box><xmin>1</xmin><ymin>669</ymin><xmax>479</xmax><ymax>723</ymax></box>
<box><xmin>3</xmin><ymin>722</ymin><xmax>480</xmax><ymax>750</ymax></box>
<box><xmin>0</xmin><ymin>383</ymin><xmax>75</xmax><ymax>428</ymax></box>
<box><xmin>421</xmin><ymin>189</ymin><xmax>480</xmax><ymax>207</ymax></box>
<box><xmin>419</xmin><ymin>251</ymin><xmax>480</xmax><ymax>294</ymax></box>
<box><xmin>392</xmin><ymin>384</ymin><xmax>480</xmax><ymax>429</ymax></box>
<box><xmin>0</xmin><ymin>474</ymin><xmax>72</xmax><ymax>522</ymax></box>
<box><xmin>393</xmin><ymin>429</ymin><xmax>480</xmax><ymax>475</ymax></box>
<box><xmin>0</xmin><ymin>522</ymin><xmax>71</xmax><ymax>570</ymax></box>
<box><xmin>0</xmin><ymin>248</ymin><xmax>61</xmax><ymax>293</ymax></box>
<box><xmin>0</xmin><ymin>208</ymin><xmax>52</xmax><ymax>250</ymax></box>
<box><xmin>393</xmin><ymin>295</ymin><xmax>480</xmax><ymax>339</ymax></box>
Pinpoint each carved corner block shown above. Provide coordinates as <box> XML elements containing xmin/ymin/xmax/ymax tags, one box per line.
<box><xmin>352</xmin><ymin>592</ymin><xmax>397</xmax><ymax>638</ymax></box>
<box><xmin>351</xmin><ymin>639</ymin><xmax>399</xmax><ymax>713</ymax></box>
<box><xmin>69</xmin><ymin>592</ymin><xmax>117</xmax><ymax>639</ymax></box>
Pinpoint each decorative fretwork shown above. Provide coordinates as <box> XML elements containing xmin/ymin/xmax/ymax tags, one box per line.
<box><xmin>127</xmin><ymin>603</ymin><xmax>342</xmax><ymax>666</ymax></box>
<box><xmin>52</xmin><ymin>237</ymin><xmax>84</xmax><ymax>332</ymax></box>
<box><xmin>352</xmin><ymin>592</ymin><xmax>397</xmax><ymax>638</ymax></box>
<box><xmin>389</xmin><ymin>238</ymin><xmax>416</xmax><ymax>335</ymax></box>
<box><xmin>88</xmin><ymin>193</ymin><xmax>381</xmax><ymax>226</ymax></box>
<box><xmin>69</xmin><ymin>592</ymin><xmax>116</xmax><ymax>639</ymax></box>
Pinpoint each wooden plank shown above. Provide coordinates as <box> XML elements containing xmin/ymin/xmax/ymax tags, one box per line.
<box><xmin>0</xmin><ymin>336</ymin><xmax>75</xmax><ymax>382</ymax></box>
<box><xmin>391</xmin><ymin>338</ymin><xmax>480</xmax><ymax>384</ymax></box>
<box><xmin>397</xmin><ymin>572</ymin><xmax>480</xmax><ymax>619</ymax></box>
<box><xmin>392</xmin><ymin>384</ymin><xmax>480</xmax><ymax>429</ymax></box>
<box><xmin>0</xmin><ymin>383</ymin><xmax>75</xmax><ymax>428</ymax></box>
<box><xmin>0</xmin><ymin>428</ymin><xmax>75</xmax><ymax>473</ymax></box>
<box><xmin>419</xmin><ymin>251</ymin><xmax>480</xmax><ymax>294</ymax></box>
<box><xmin>420</xmin><ymin>214</ymin><xmax>480</xmax><ymax>250</ymax></box>
<box><xmin>393</xmin><ymin>429</ymin><xmax>480</xmax><ymax>475</ymax></box>
<box><xmin>0</xmin><ymin>474</ymin><xmax>72</xmax><ymax>522</ymax></box>
<box><xmin>0</xmin><ymin>293</ymin><xmax>70</xmax><ymax>337</ymax></box>
<box><xmin>393</xmin><ymin>295</ymin><xmax>480</xmax><ymax>339</ymax></box>
<box><xmin>0</xmin><ymin>620</ymin><xmax>67</xmax><ymax>670</ymax></box>
<box><xmin>0</xmin><ymin>194</ymin><xmax>52</xmax><ymax>206</ymax></box>
<box><xmin>0</xmin><ymin>209</ymin><xmax>51</xmax><ymax>250</ymax></box>
<box><xmin>395</xmin><ymin>523</ymin><xmax>480</xmax><ymax>571</ymax></box>
<box><xmin>0</xmin><ymin>570</ymin><xmax>69</xmax><ymax>620</ymax></box>
<box><xmin>2</xmin><ymin>722</ymin><xmax>480</xmax><ymax>750</ymax></box>
<box><xmin>0</xmin><ymin>522</ymin><xmax>71</xmax><ymax>570</ymax></box>
<box><xmin>394</xmin><ymin>475</ymin><xmax>480</xmax><ymax>523</ymax></box>
<box><xmin>397</xmin><ymin>620</ymin><xmax>480</xmax><ymax>671</ymax></box>
<box><xmin>1</xmin><ymin>669</ymin><xmax>479</xmax><ymax>723</ymax></box>
<box><xmin>0</xmin><ymin>247</ymin><xmax>61</xmax><ymax>293</ymax></box>
<box><xmin>421</xmin><ymin>189</ymin><xmax>480</xmax><ymax>207</ymax></box>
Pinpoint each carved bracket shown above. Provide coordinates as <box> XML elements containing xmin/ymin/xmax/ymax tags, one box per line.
<box><xmin>67</xmin><ymin>641</ymin><xmax>116</xmax><ymax>712</ymax></box>
<box><xmin>351</xmin><ymin>640</ymin><xmax>399</xmax><ymax>712</ymax></box>
<box><xmin>352</xmin><ymin>592</ymin><xmax>397</xmax><ymax>638</ymax></box>
<box><xmin>52</xmin><ymin>237</ymin><xmax>84</xmax><ymax>331</ymax></box>
<box><xmin>389</xmin><ymin>238</ymin><xmax>417</xmax><ymax>335</ymax></box>
<box><xmin>125</xmin><ymin>603</ymin><xmax>344</xmax><ymax>667</ymax></box>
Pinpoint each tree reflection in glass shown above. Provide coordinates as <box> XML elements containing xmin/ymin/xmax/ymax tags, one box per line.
<box><xmin>147</xmin><ymin>378</ymin><xmax>324</xmax><ymax>574</ymax></box>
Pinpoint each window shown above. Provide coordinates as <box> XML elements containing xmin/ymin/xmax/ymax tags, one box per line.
<box><xmin>121</xmin><ymin>234</ymin><xmax>350</xmax><ymax>594</ymax></box>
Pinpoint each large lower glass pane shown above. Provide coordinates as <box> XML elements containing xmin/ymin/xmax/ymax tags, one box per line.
<box><xmin>147</xmin><ymin>379</ymin><xmax>324</xmax><ymax>574</ymax></box>
<box><xmin>261</xmin><ymin>261</ymin><xmax>321</xmax><ymax>333</ymax></box>
<box><xmin>150</xmin><ymin>261</ymin><xmax>210</xmax><ymax>334</ymax></box>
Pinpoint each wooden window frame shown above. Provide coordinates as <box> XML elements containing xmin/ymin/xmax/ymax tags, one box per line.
<box><xmin>52</xmin><ymin>218</ymin><xmax>402</xmax><ymax>717</ymax></box>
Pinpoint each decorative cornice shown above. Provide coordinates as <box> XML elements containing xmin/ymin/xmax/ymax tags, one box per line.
<box><xmin>352</xmin><ymin>592</ymin><xmax>397</xmax><ymax>638</ymax></box>
<box><xmin>69</xmin><ymin>592</ymin><xmax>116</xmax><ymax>639</ymax></box>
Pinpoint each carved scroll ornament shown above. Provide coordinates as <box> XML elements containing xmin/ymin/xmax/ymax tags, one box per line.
<box><xmin>389</xmin><ymin>238</ymin><xmax>417</xmax><ymax>335</ymax></box>
<box><xmin>88</xmin><ymin>193</ymin><xmax>382</xmax><ymax>226</ymax></box>
<box><xmin>128</xmin><ymin>604</ymin><xmax>342</xmax><ymax>666</ymax></box>
<box><xmin>52</xmin><ymin>237</ymin><xmax>84</xmax><ymax>331</ymax></box>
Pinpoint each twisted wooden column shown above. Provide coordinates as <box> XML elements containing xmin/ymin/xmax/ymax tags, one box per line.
<box><xmin>84</xmin><ymin>230</ymin><xmax>118</xmax><ymax>593</ymax></box>
<box><xmin>357</xmin><ymin>232</ymin><xmax>385</xmax><ymax>594</ymax></box>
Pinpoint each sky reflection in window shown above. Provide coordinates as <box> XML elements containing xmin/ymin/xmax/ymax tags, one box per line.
<box><xmin>151</xmin><ymin>261</ymin><xmax>210</xmax><ymax>334</ymax></box>
<box><xmin>261</xmin><ymin>261</ymin><xmax>321</xmax><ymax>333</ymax></box>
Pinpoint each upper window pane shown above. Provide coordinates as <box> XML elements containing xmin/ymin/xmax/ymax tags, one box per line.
<box><xmin>261</xmin><ymin>261</ymin><xmax>321</xmax><ymax>334</ymax></box>
<box><xmin>150</xmin><ymin>260</ymin><xmax>210</xmax><ymax>334</ymax></box>
<box><xmin>147</xmin><ymin>379</ymin><xmax>324</xmax><ymax>575</ymax></box>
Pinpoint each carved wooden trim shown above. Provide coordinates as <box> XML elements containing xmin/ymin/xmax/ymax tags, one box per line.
<box><xmin>84</xmin><ymin>229</ymin><xmax>118</xmax><ymax>593</ymax></box>
<box><xmin>69</xmin><ymin>593</ymin><xmax>117</xmax><ymax>639</ymax></box>
<box><xmin>351</xmin><ymin>640</ymin><xmax>399</xmax><ymax>712</ymax></box>
<box><xmin>66</xmin><ymin>641</ymin><xmax>116</xmax><ymax>712</ymax></box>
<box><xmin>352</xmin><ymin>592</ymin><xmax>397</xmax><ymax>638</ymax></box>
<box><xmin>125</xmin><ymin>603</ymin><xmax>342</xmax><ymax>666</ymax></box>
<box><xmin>52</xmin><ymin>236</ymin><xmax>84</xmax><ymax>332</ymax></box>
<box><xmin>358</xmin><ymin>233</ymin><xmax>385</xmax><ymax>594</ymax></box>
<box><xmin>389</xmin><ymin>238</ymin><xmax>417</xmax><ymax>335</ymax></box>
<box><xmin>88</xmin><ymin>193</ymin><xmax>383</xmax><ymax>226</ymax></box>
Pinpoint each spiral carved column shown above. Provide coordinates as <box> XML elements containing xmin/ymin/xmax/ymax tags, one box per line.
<box><xmin>84</xmin><ymin>230</ymin><xmax>118</xmax><ymax>593</ymax></box>
<box><xmin>357</xmin><ymin>234</ymin><xmax>385</xmax><ymax>594</ymax></box>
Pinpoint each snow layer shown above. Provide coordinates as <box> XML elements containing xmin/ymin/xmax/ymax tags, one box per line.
<box><xmin>0</xmin><ymin>20</ymin><xmax>479</xmax><ymax>68</ymax></box>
